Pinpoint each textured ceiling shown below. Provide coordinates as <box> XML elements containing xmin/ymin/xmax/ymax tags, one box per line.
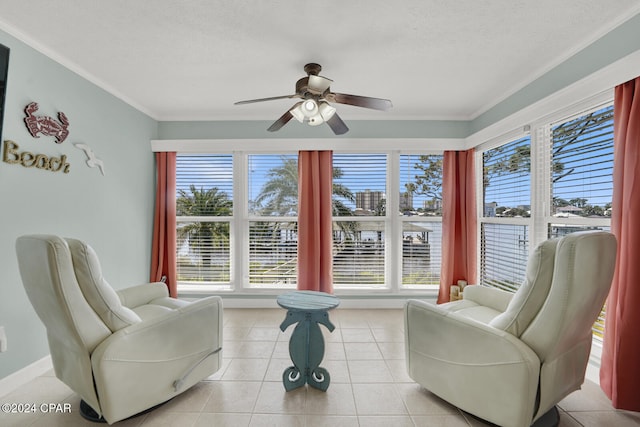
<box><xmin>0</xmin><ymin>1</ymin><xmax>639</xmax><ymax>121</ymax></box>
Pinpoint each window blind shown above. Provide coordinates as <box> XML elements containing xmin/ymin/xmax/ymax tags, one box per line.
<box><xmin>175</xmin><ymin>154</ymin><xmax>233</xmax><ymax>285</ymax></box>
<box><xmin>176</xmin><ymin>220</ymin><xmax>231</xmax><ymax>284</ymax></box>
<box><xmin>176</xmin><ymin>154</ymin><xmax>233</xmax><ymax>209</ymax></box>
<box><xmin>549</xmin><ymin>104</ymin><xmax>614</xmax><ymax>342</ymax></box>
<box><xmin>551</xmin><ymin>105</ymin><xmax>614</xmax><ymax>217</ymax></box>
<box><xmin>480</xmin><ymin>223</ymin><xmax>529</xmax><ymax>292</ymax></box>
<box><xmin>402</xmin><ymin>221</ymin><xmax>442</xmax><ymax>288</ymax></box>
<box><xmin>248</xmin><ymin>220</ymin><xmax>297</xmax><ymax>288</ymax></box>
<box><xmin>483</xmin><ymin>136</ymin><xmax>531</xmax><ymax>217</ymax></box>
<box><xmin>332</xmin><ymin>220</ymin><xmax>385</xmax><ymax>287</ymax></box>
<box><xmin>399</xmin><ymin>154</ymin><xmax>443</xmax><ymax>288</ymax></box>
<box><xmin>480</xmin><ymin>137</ymin><xmax>531</xmax><ymax>290</ymax></box>
<box><xmin>399</xmin><ymin>154</ymin><xmax>443</xmax><ymax>215</ymax></box>
<box><xmin>332</xmin><ymin>154</ymin><xmax>387</xmax><ymax>216</ymax></box>
<box><xmin>248</xmin><ymin>154</ymin><xmax>298</xmax><ymax>216</ymax></box>
<box><xmin>331</xmin><ymin>154</ymin><xmax>387</xmax><ymax>287</ymax></box>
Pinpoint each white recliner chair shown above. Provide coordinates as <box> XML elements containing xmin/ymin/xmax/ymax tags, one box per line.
<box><xmin>16</xmin><ymin>235</ymin><xmax>223</xmax><ymax>424</ymax></box>
<box><xmin>405</xmin><ymin>231</ymin><xmax>616</xmax><ymax>427</ymax></box>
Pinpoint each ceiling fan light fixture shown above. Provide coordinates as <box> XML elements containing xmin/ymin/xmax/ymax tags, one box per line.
<box><xmin>307</xmin><ymin>75</ymin><xmax>333</xmax><ymax>94</ymax></box>
<box><xmin>318</xmin><ymin>102</ymin><xmax>336</xmax><ymax>120</ymax></box>
<box><xmin>307</xmin><ymin>115</ymin><xmax>324</xmax><ymax>126</ymax></box>
<box><xmin>290</xmin><ymin>104</ymin><xmax>305</xmax><ymax>122</ymax></box>
<box><xmin>302</xmin><ymin>99</ymin><xmax>318</xmax><ymax>117</ymax></box>
<box><xmin>291</xmin><ymin>101</ymin><xmax>323</xmax><ymax>125</ymax></box>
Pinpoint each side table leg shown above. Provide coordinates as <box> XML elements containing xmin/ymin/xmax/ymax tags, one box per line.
<box><xmin>308</xmin><ymin>367</ymin><xmax>331</xmax><ymax>391</ymax></box>
<box><xmin>306</xmin><ymin>311</ymin><xmax>333</xmax><ymax>391</ymax></box>
<box><xmin>282</xmin><ymin>366</ymin><xmax>305</xmax><ymax>391</ymax></box>
<box><xmin>280</xmin><ymin>309</ymin><xmax>335</xmax><ymax>392</ymax></box>
<box><xmin>281</xmin><ymin>311</ymin><xmax>308</xmax><ymax>391</ymax></box>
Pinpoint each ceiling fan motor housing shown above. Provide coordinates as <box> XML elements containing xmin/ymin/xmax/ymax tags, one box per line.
<box><xmin>303</xmin><ymin>63</ymin><xmax>322</xmax><ymax>76</ymax></box>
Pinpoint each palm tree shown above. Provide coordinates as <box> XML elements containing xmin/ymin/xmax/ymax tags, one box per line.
<box><xmin>331</xmin><ymin>167</ymin><xmax>355</xmax><ymax>216</ymax></box>
<box><xmin>254</xmin><ymin>156</ymin><xmax>356</xmax><ymax>216</ymax></box>
<box><xmin>176</xmin><ymin>185</ymin><xmax>232</xmax><ymax>279</ymax></box>
<box><xmin>253</xmin><ymin>157</ymin><xmax>299</xmax><ymax>216</ymax></box>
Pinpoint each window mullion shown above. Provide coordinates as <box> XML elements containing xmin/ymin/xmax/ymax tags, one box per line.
<box><xmin>234</xmin><ymin>152</ymin><xmax>247</xmax><ymax>292</ymax></box>
<box><xmin>531</xmin><ymin>123</ymin><xmax>551</xmax><ymax>248</ymax></box>
<box><xmin>387</xmin><ymin>151</ymin><xmax>400</xmax><ymax>292</ymax></box>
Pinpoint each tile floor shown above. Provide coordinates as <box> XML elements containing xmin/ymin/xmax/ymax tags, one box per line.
<box><xmin>1</xmin><ymin>308</ymin><xmax>639</xmax><ymax>427</ymax></box>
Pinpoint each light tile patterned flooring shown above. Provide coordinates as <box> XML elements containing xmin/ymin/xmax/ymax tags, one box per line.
<box><xmin>2</xmin><ymin>308</ymin><xmax>640</xmax><ymax>426</ymax></box>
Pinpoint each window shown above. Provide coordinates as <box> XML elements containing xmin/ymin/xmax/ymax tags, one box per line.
<box><xmin>176</xmin><ymin>154</ymin><xmax>233</xmax><ymax>288</ymax></box>
<box><xmin>247</xmin><ymin>154</ymin><xmax>298</xmax><ymax>288</ymax></box>
<box><xmin>550</xmin><ymin>104</ymin><xmax>614</xmax><ymax>225</ymax></box>
<box><xmin>174</xmin><ymin>150</ymin><xmax>445</xmax><ymax>292</ymax></box>
<box><xmin>480</xmin><ymin>136</ymin><xmax>532</xmax><ymax>290</ymax></box>
<box><xmin>548</xmin><ymin>104</ymin><xmax>613</xmax><ymax>341</ymax></box>
<box><xmin>400</xmin><ymin>154</ymin><xmax>443</xmax><ymax>288</ymax></box>
<box><xmin>332</xmin><ymin>154</ymin><xmax>387</xmax><ymax>288</ymax></box>
<box><xmin>481</xmin><ymin>223</ymin><xmax>529</xmax><ymax>292</ymax></box>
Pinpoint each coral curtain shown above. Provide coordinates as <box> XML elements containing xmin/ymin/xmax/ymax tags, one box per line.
<box><xmin>297</xmin><ymin>151</ymin><xmax>334</xmax><ymax>293</ymax></box>
<box><xmin>600</xmin><ymin>77</ymin><xmax>640</xmax><ymax>411</ymax></box>
<box><xmin>438</xmin><ymin>149</ymin><xmax>477</xmax><ymax>304</ymax></box>
<box><xmin>150</xmin><ymin>152</ymin><xmax>177</xmax><ymax>297</ymax></box>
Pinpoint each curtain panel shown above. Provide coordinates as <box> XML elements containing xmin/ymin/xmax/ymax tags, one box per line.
<box><xmin>150</xmin><ymin>152</ymin><xmax>177</xmax><ymax>297</ymax></box>
<box><xmin>600</xmin><ymin>76</ymin><xmax>640</xmax><ymax>411</ymax></box>
<box><xmin>297</xmin><ymin>151</ymin><xmax>334</xmax><ymax>293</ymax></box>
<box><xmin>438</xmin><ymin>149</ymin><xmax>477</xmax><ymax>304</ymax></box>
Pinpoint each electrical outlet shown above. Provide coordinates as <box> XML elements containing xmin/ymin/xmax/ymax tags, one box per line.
<box><xmin>0</xmin><ymin>326</ymin><xmax>7</xmax><ymax>352</ymax></box>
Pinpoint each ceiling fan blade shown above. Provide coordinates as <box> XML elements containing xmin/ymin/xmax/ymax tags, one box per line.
<box><xmin>267</xmin><ymin>104</ymin><xmax>300</xmax><ymax>132</ymax></box>
<box><xmin>326</xmin><ymin>93</ymin><xmax>392</xmax><ymax>111</ymax></box>
<box><xmin>326</xmin><ymin>113</ymin><xmax>349</xmax><ymax>135</ymax></box>
<box><xmin>307</xmin><ymin>75</ymin><xmax>333</xmax><ymax>95</ymax></box>
<box><xmin>235</xmin><ymin>94</ymin><xmax>298</xmax><ymax>105</ymax></box>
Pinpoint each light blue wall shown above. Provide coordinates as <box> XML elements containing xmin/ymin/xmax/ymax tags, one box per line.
<box><xmin>0</xmin><ymin>30</ymin><xmax>158</xmax><ymax>378</ymax></box>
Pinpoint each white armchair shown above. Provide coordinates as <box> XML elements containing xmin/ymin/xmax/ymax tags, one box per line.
<box><xmin>405</xmin><ymin>231</ymin><xmax>616</xmax><ymax>427</ymax></box>
<box><xmin>16</xmin><ymin>235</ymin><xmax>223</xmax><ymax>424</ymax></box>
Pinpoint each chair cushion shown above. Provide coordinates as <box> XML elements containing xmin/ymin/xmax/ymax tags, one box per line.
<box><xmin>66</xmin><ymin>238</ymin><xmax>141</xmax><ymax>331</ymax></box>
<box><xmin>489</xmin><ymin>238</ymin><xmax>559</xmax><ymax>336</ymax></box>
<box><xmin>438</xmin><ymin>299</ymin><xmax>503</xmax><ymax>324</ymax></box>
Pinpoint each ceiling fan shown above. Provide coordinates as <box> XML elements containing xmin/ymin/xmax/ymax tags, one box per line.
<box><xmin>234</xmin><ymin>63</ymin><xmax>392</xmax><ymax>135</ymax></box>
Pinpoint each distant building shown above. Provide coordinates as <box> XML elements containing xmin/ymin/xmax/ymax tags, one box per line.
<box><xmin>424</xmin><ymin>199</ymin><xmax>442</xmax><ymax>211</ymax></box>
<box><xmin>356</xmin><ymin>190</ymin><xmax>385</xmax><ymax>213</ymax></box>
<box><xmin>400</xmin><ymin>192</ymin><xmax>413</xmax><ymax>211</ymax></box>
<box><xmin>484</xmin><ymin>202</ymin><xmax>497</xmax><ymax>217</ymax></box>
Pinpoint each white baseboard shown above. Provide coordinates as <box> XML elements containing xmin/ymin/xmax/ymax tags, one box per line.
<box><xmin>216</xmin><ymin>296</ymin><xmax>432</xmax><ymax>309</ymax></box>
<box><xmin>0</xmin><ymin>355</ymin><xmax>53</xmax><ymax>398</ymax></box>
<box><xmin>585</xmin><ymin>341</ymin><xmax>602</xmax><ymax>386</ymax></box>
<box><xmin>586</xmin><ymin>361</ymin><xmax>600</xmax><ymax>385</ymax></box>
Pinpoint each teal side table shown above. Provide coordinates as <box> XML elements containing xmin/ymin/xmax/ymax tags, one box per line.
<box><xmin>277</xmin><ymin>290</ymin><xmax>340</xmax><ymax>392</ymax></box>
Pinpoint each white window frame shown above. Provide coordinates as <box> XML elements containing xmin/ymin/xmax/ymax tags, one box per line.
<box><xmin>476</xmin><ymin>92</ymin><xmax>614</xmax><ymax>282</ymax></box>
<box><xmin>244</xmin><ymin>152</ymin><xmax>299</xmax><ymax>289</ymax></box>
<box><xmin>155</xmin><ymin>141</ymin><xmax>462</xmax><ymax>296</ymax></box>
<box><xmin>476</xmin><ymin>130</ymin><xmax>533</xmax><ymax>290</ymax></box>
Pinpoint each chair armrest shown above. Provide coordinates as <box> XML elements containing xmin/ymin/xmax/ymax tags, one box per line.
<box><xmin>93</xmin><ymin>296</ymin><xmax>222</xmax><ymax>362</ymax></box>
<box><xmin>404</xmin><ymin>299</ymin><xmax>539</xmax><ymax>427</ymax></box>
<box><xmin>463</xmin><ymin>285</ymin><xmax>513</xmax><ymax>313</ymax></box>
<box><xmin>117</xmin><ymin>282</ymin><xmax>169</xmax><ymax>308</ymax></box>
<box><xmin>90</xmin><ymin>296</ymin><xmax>223</xmax><ymax>422</ymax></box>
